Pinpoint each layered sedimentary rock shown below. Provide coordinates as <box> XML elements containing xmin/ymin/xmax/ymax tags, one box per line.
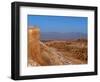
<box><xmin>28</xmin><ymin>27</ymin><xmax>47</xmax><ymax>66</ymax></box>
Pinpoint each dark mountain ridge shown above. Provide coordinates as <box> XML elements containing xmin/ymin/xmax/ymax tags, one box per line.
<box><xmin>40</xmin><ymin>32</ymin><xmax>87</xmax><ymax>40</ymax></box>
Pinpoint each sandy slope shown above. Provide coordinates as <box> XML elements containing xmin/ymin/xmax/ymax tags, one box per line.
<box><xmin>28</xmin><ymin>41</ymin><xmax>85</xmax><ymax>66</ymax></box>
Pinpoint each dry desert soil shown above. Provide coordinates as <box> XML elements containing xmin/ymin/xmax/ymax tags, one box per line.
<box><xmin>28</xmin><ymin>27</ymin><xmax>87</xmax><ymax>66</ymax></box>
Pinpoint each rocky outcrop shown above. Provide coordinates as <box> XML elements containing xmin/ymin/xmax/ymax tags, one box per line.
<box><xmin>28</xmin><ymin>27</ymin><xmax>47</xmax><ymax>66</ymax></box>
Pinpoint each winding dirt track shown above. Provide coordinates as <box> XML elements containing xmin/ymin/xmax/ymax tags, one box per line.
<box><xmin>28</xmin><ymin>41</ymin><xmax>84</xmax><ymax>66</ymax></box>
<box><xmin>40</xmin><ymin>41</ymin><xmax>84</xmax><ymax>65</ymax></box>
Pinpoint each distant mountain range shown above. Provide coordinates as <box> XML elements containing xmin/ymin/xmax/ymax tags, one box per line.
<box><xmin>40</xmin><ymin>32</ymin><xmax>87</xmax><ymax>40</ymax></box>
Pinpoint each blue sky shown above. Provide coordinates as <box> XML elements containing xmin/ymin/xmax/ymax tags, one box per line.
<box><xmin>28</xmin><ymin>15</ymin><xmax>87</xmax><ymax>34</ymax></box>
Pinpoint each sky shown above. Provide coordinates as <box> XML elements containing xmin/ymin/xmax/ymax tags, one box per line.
<box><xmin>28</xmin><ymin>15</ymin><xmax>88</xmax><ymax>34</ymax></box>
